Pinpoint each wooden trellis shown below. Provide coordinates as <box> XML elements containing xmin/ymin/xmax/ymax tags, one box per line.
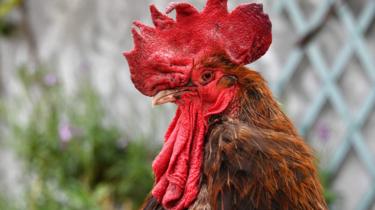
<box><xmin>269</xmin><ymin>0</ymin><xmax>375</xmax><ymax>209</ymax></box>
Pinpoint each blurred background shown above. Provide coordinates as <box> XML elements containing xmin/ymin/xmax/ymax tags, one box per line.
<box><xmin>0</xmin><ymin>0</ymin><xmax>374</xmax><ymax>209</ymax></box>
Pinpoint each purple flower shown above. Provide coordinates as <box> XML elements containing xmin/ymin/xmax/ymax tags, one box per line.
<box><xmin>316</xmin><ymin>122</ymin><xmax>331</xmax><ymax>143</ymax></box>
<box><xmin>43</xmin><ymin>73</ymin><xmax>58</xmax><ymax>86</ymax></box>
<box><xmin>59</xmin><ymin>122</ymin><xmax>73</xmax><ymax>143</ymax></box>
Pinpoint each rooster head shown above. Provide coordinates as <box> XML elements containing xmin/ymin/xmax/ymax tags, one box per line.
<box><xmin>123</xmin><ymin>1</ymin><xmax>272</xmax><ymax>209</ymax></box>
<box><xmin>124</xmin><ymin>0</ymin><xmax>271</xmax><ymax>105</ymax></box>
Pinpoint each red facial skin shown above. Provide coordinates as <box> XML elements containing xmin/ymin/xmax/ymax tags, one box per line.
<box><xmin>184</xmin><ymin>67</ymin><xmax>228</xmax><ymax>106</ymax></box>
<box><xmin>193</xmin><ymin>68</ymin><xmax>223</xmax><ymax>100</ymax></box>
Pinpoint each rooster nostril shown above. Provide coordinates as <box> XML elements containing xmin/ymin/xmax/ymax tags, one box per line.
<box><xmin>186</xmin><ymin>79</ymin><xmax>194</xmax><ymax>87</ymax></box>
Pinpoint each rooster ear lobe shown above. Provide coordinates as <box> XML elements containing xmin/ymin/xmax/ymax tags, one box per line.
<box><xmin>204</xmin><ymin>0</ymin><xmax>228</xmax><ymax>13</ymax></box>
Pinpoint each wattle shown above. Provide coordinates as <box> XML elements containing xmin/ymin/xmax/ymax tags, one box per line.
<box><xmin>151</xmin><ymin>86</ymin><xmax>238</xmax><ymax>210</ymax></box>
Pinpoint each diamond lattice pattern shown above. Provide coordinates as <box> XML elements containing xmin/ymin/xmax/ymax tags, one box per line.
<box><xmin>268</xmin><ymin>0</ymin><xmax>375</xmax><ymax>209</ymax></box>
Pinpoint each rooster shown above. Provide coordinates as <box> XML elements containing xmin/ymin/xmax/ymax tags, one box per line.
<box><xmin>123</xmin><ymin>0</ymin><xmax>328</xmax><ymax>209</ymax></box>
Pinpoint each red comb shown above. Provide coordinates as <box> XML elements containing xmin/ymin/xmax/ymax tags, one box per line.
<box><xmin>124</xmin><ymin>0</ymin><xmax>272</xmax><ymax>96</ymax></box>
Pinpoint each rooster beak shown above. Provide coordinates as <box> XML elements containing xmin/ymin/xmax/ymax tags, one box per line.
<box><xmin>151</xmin><ymin>88</ymin><xmax>192</xmax><ymax>107</ymax></box>
<box><xmin>152</xmin><ymin>90</ymin><xmax>178</xmax><ymax>107</ymax></box>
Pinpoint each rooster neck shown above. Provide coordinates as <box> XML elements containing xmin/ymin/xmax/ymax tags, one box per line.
<box><xmin>204</xmin><ymin>68</ymin><xmax>297</xmax><ymax>137</ymax></box>
<box><xmin>234</xmin><ymin>68</ymin><xmax>297</xmax><ymax>136</ymax></box>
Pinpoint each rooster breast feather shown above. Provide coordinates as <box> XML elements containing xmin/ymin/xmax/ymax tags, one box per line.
<box><xmin>202</xmin><ymin>118</ymin><xmax>327</xmax><ymax>210</ymax></box>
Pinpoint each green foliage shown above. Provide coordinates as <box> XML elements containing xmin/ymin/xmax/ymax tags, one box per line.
<box><xmin>5</xmin><ymin>66</ymin><xmax>155</xmax><ymax>210</ymax></box>
<box><xmin>0</xmin><ymin>0</ymin><xmax>21</xmax><ymax>17</ymax></box>
<box><xmin>319</xmin><ymin>169</ymin><xmax>336</xmax><ymax>206</ymax></box>
<box><xmin>0</xmin><ymin>193</ymin><xmax>17</xmax><ymax>210</ymax></box>
<box><xmin>0</xmin><ymin>0</ymin><xmax>21</xmax><ymax>36</ymax></box>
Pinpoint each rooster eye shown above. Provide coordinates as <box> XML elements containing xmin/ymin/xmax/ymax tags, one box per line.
<box><xmin>200</xmin><ymin>71</ymin><xmax>214</xmax><ymax>85</ymax></box>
